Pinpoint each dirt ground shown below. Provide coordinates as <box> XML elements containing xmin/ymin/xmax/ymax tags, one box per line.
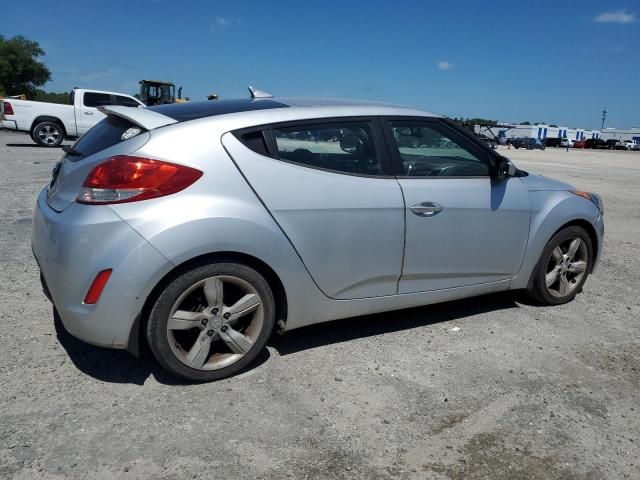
<box><xmin>0</xmin><ymin>130</ymin><xmax>638</xmax><ymax>479</ymax></box>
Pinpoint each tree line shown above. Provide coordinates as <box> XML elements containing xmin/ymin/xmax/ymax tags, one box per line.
<box><xmin>0</xmin><ymin>35</ymin><xmax>68</xmax><ymax>103</ymax></box>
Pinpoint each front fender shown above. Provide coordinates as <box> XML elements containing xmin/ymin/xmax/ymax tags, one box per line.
<box><xmin>510</xmin><ymin>190</ymin><xmax>603</xmax><ymax>289</ymax></box>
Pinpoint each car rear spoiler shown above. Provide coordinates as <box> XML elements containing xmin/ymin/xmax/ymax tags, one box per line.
<box><xmin>97</xmin><ymin>105</ymin><xmax>177</xmax><ymax>130</ymax></box>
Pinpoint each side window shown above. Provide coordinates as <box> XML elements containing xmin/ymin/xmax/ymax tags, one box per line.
<box><xmin>114</xmin><ymin>95</ymin><xmax>141</xmax><ymax>107</ymax></box>
<box><xmin>83</xmin><ymin>92</ymin><xmax>112</xmax><ymax>108</ymax></box>
<box><xmin>389</xmin><ymin>121</ymin><xmax>489</xmax><ymax>177</ymax></box>
<box><xmin>272</xmin><ymin>121</ymin><xmax>383</xmax><ymax>175</ymax></box>
<box><xmin>235</xmin><ymin>130</ymin><xmax>269</xmax><ymax>156</ymax></box>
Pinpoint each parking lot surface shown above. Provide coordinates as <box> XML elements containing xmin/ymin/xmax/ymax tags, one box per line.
<box><xmin>1</xmin><ymin>130</ymin><xmax>638</xmax><ymax>479</ymax></box>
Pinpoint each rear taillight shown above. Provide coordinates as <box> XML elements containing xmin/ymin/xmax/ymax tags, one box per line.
<box><xmin>77</xmin><ymin>155</ymin><xmax>202</xmax><ymax>205</ymax></box>
<box><xmin>3</xmin><ymin>102</ymin><xmax>14</xmax><ymax>115</ymax></box>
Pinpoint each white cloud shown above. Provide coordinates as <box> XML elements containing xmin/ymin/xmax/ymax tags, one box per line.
<box><xmin>216</xmin><ymin>16</ymin><xmax>232</xmax><ymax>27</ymax></box>
<box><xmin>593</xmin><ymin>10</ymin><xmax>636</xmax><ymax>24</ymax></box>
<box><xmin>77</xmin><ymin>69</ymin><xmax>118</xmax><ymax>82</ymax></box>
<box><xmin>210</xmin><ymin>16</ymin><xmax>238</xmax><ymax>31</ymax></box>
<box><xmin>56</xmin><ymin>67</ymin><xmax>120</xmax><ymax>84</ymax></box>
<box><xmin>437</xmin><ymin>61</ymin><xmax>453</xmax><ymax>71</ymax></box>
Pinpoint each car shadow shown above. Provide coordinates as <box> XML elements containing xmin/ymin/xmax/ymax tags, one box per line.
<box><xmin>6</xmin><ymin>143</ymin><xmax>50</xmax><ymax>148</ymax></box>
<box><xmin>54</xmin><ymin>292</ymin><xmax>520</xmax><ymax>385</ymax></box>
<box><xmin>269</xmin><ymin>292</ymin><xmax>520</xmax><ymax>356</ymax></box>
<box><xmin>53</xmin><ymin>312</ymin><xmax>270</xmax><ymax>386</ymax></box>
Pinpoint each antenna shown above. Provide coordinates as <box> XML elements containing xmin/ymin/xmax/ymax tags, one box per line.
<box><xmin>248</xmin><ymin>86</ymin><xmax>273</xmax><ymax>99</ymax></box>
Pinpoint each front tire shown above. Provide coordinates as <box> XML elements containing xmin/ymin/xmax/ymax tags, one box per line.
<box><xmin>146</xmin><ymin>262</ymin><xmax>276</xmax><ymax>382</ymax></box>
<box><xmin>32</xmin><ymin>121</ymin><xmax>64</xmax><ymax>147</ymax></box>
<box><xmin>528</xmin><ymin>226</ymin><xmax>592</xmax><ymax>305</ymax></box>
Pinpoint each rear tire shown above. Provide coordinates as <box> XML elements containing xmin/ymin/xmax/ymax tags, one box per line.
<box><xmin>527</xmin><ymin>226</ymin><xmax>592</xmax><ymax>305</ymax></box>
<box><xmin>146</xmin><ymin>262</ymin><xmax>276</xmax><ymax>382</ymax></box>
<box><xmin>32</xmin><ymin>121</ymin><xmax>64</xmax><ymax>147</ymax></box>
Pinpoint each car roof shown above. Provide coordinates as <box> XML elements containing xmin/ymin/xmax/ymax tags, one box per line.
<box><xmin>149</xmin><ymin>97</ymin><xmax>439</xmax><ymax>123</ymax></box>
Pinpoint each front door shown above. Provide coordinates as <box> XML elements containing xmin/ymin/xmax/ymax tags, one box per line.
<box><xmin>384</xmin><ymin>118</ymin><xmax>531</xmax><ymax>293</ymax></box>
<box><xmin>222</xmin><ymin>118</ymin><xmax>405</xmax><ymax>299</ymax></box>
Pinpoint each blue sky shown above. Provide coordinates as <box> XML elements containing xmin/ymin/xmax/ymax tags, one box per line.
<box><xmin>4</xmin><ymin>0</ymin><xmax>639</xmax><ymax>128</ymax></box>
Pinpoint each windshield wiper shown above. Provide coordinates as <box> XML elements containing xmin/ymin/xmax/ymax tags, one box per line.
<box><xmin>62</xmin><ymin>145</ymin><xmax>83</xmax><ymax>156</ymax></box>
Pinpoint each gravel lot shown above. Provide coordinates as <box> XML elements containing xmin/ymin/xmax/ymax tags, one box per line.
<box><xmin>1</xmin><ymin>129</ymin><xmax>638</xmax><ymax>479</ymax></box>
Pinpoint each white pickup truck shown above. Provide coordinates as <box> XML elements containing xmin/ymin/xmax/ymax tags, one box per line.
<box><xmin>0</xmin><ymin>88</ymin><xmax>144</xmax><ymax>147</ymax></box>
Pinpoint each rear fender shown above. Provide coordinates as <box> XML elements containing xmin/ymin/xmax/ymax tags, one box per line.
<box><xmin>109</xmin><ymin>126</ymin><xmax>329</xmax><ymax>330</ymax></box>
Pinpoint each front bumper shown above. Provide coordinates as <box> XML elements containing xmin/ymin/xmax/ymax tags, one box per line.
<box><xmin>31</xmin><ymin>189</ymin><xmax>173</xmax><ymax>349</ymax></box>
<box><xmin>592</xmin><ymin>211</ymin><xmax>605</xmax><ymax>273</ymax></box>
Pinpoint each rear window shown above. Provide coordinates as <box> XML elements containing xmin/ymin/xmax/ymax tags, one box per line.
<box><xmin>66</xmin><ymin>116</ymin><xmax>145</xmax><ymax>162</ymax></box>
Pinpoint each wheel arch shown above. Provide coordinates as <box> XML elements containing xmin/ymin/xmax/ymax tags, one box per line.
<box><xmin>128</xmin><ymin>251</ymin><xmax>288</xmax><ymax>357</ymax></box>
<box><xmin>30</xmin><ymin>116</ymin><xmax>67</xmax><ymax>137</ymax></box>
<box><xmin>525</xmin><ymin>218</ymin><xmax>599</xmax><ymax>290</ymax></box>
<box><xmin>550</xmin><ymin>219</ymin><xmax>599</xmax><ymax>271</ymax></box>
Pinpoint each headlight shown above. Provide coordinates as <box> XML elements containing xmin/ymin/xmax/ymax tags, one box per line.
<box><xmin>571</xmin><ymin>190</ymin><xmax>604</xmax><ymax>215</ymax></box>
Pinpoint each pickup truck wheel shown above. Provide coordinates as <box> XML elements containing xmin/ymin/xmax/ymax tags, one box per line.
<box><xmin>32</xmin><ymin>121</ymin><xmax>64</xmax><ymax>147</ymax></box>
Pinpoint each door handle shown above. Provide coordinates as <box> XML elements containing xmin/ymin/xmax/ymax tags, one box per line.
<box><xmin>410</xmin><ymin>202</ymin><xmax>443</xmax><ymax>217</ymax></box>
<box><xmin>84</xmin><ymin>111</ymin><xmax>94</xmax><ymax>115</ymax></box>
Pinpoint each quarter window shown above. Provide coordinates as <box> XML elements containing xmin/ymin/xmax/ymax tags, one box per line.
<box><xmin>272</xmin><ymin>122</ymin><xmax>383</xmax><ymax>175</ymax></box>
<box><xmin>114</xmin><ymin>95</ymin><xmax>141</xmax><ymax>107</ymax></box>
<box><xmin>83</xmin><ymin>92</ymin><xmax>112</xmax><ymax>108</ymax></box>
<box><xmin>389</xmin><ymin>121</ymin><xmax>489</xmax><ymax>177</ymax></box>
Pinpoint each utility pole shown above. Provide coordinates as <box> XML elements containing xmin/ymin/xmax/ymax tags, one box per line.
<box><xmin>601</xmin><ymin>108</ymin><xmax>607</xmax><ymax>131</ymax></box>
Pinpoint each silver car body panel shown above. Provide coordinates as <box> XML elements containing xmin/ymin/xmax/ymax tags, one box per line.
<box><xmin>31</xmin><ymin>98</ymin><xmax>604</xmax><ymax>350</ymax></box>
<box><xmin>519</xmin><ymin>174</ymin><xmax>575</xmax><ymax>192</ymax></box>
<box><xmin>32</xmin><ymin>190</ymin><xmax>173</xmax><ymax>348</ymax></box>
<box><xmin>509</xmin><ymin>190</ymin><xmax>604</xmax><ymax>289</ymax></box>
<box><xmin>397</xmin><ymin>177</ymin><xmax>531</xmax><ymax>293</ymax></box>
<box><xmin>222</xmin><ymin>132</ymin><xmax>405</xmax><ymax>299</ymax></box>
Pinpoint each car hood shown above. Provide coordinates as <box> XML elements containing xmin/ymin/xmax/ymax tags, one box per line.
<box><xmin>519</xmin><ymin>174</ymin><xmax>574</xmax><ymax>191</ymax></box>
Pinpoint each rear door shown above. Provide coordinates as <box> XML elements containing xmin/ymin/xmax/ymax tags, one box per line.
<box><xmin>222</xmin><ymin>118</ymin><xmax>405</xmax><ymax>299</ymax></box>
<box><xmin>383</xmin><ymin>117</ymin><xmax>531</xmax><ymax>293</ymax></box>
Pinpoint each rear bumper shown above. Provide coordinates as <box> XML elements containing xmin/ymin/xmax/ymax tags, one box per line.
<box><xmin>1</xmin><ymin>119</ymin><xmax>18</xmax><ymax>131</ymax></box>
<box><xmin>31</xmin><ymin>189</ymin><xmax>173</xmax><ymax>349</ymax></box>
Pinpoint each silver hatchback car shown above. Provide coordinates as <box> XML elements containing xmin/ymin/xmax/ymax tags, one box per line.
<box><xmin>32</xmin><ymin>91</ymin><xmax>604</xmax><ymax>381</ymax></box>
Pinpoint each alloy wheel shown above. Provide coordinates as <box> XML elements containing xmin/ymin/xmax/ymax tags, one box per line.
<box><xmin>166</xmin><ymin>275</ymin><xmax>263</xmax><ymax>370</ymax></box>
<box><xmin>38</xmin><ymin>125</ymin><xmax>61</xmax><ymax>145</ymax></box>
<box><xmin>544</xmin><ymin>237</ymin><xmax>588</xmax><ymax>298</ymax></box>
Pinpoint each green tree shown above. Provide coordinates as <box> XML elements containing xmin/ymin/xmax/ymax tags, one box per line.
<box><xmin>31</xmin><ymin>89</ymin><xmax>70</xmax><ymax>104</ymax></box>
<box><xmin>0</xmin><ymin>35</ymin><xmax>51</xmax><ymax>96</ymax></box>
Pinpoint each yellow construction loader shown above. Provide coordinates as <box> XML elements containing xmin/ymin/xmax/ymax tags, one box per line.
<box><xmin>138</xmin><ymin>80</ymin><xmax>188</xmax><ymax>106</ymax></box>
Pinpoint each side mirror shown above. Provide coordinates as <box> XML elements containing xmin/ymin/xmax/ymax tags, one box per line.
<box><xmin>494</xmin><ymin>156</ymin><xmax>517</xmax><ymax>180</ymax></box>
<box><xmin>340</xmin><ymin>134</ymin><xmax>363</xmax><ymax>154</ymax></box>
